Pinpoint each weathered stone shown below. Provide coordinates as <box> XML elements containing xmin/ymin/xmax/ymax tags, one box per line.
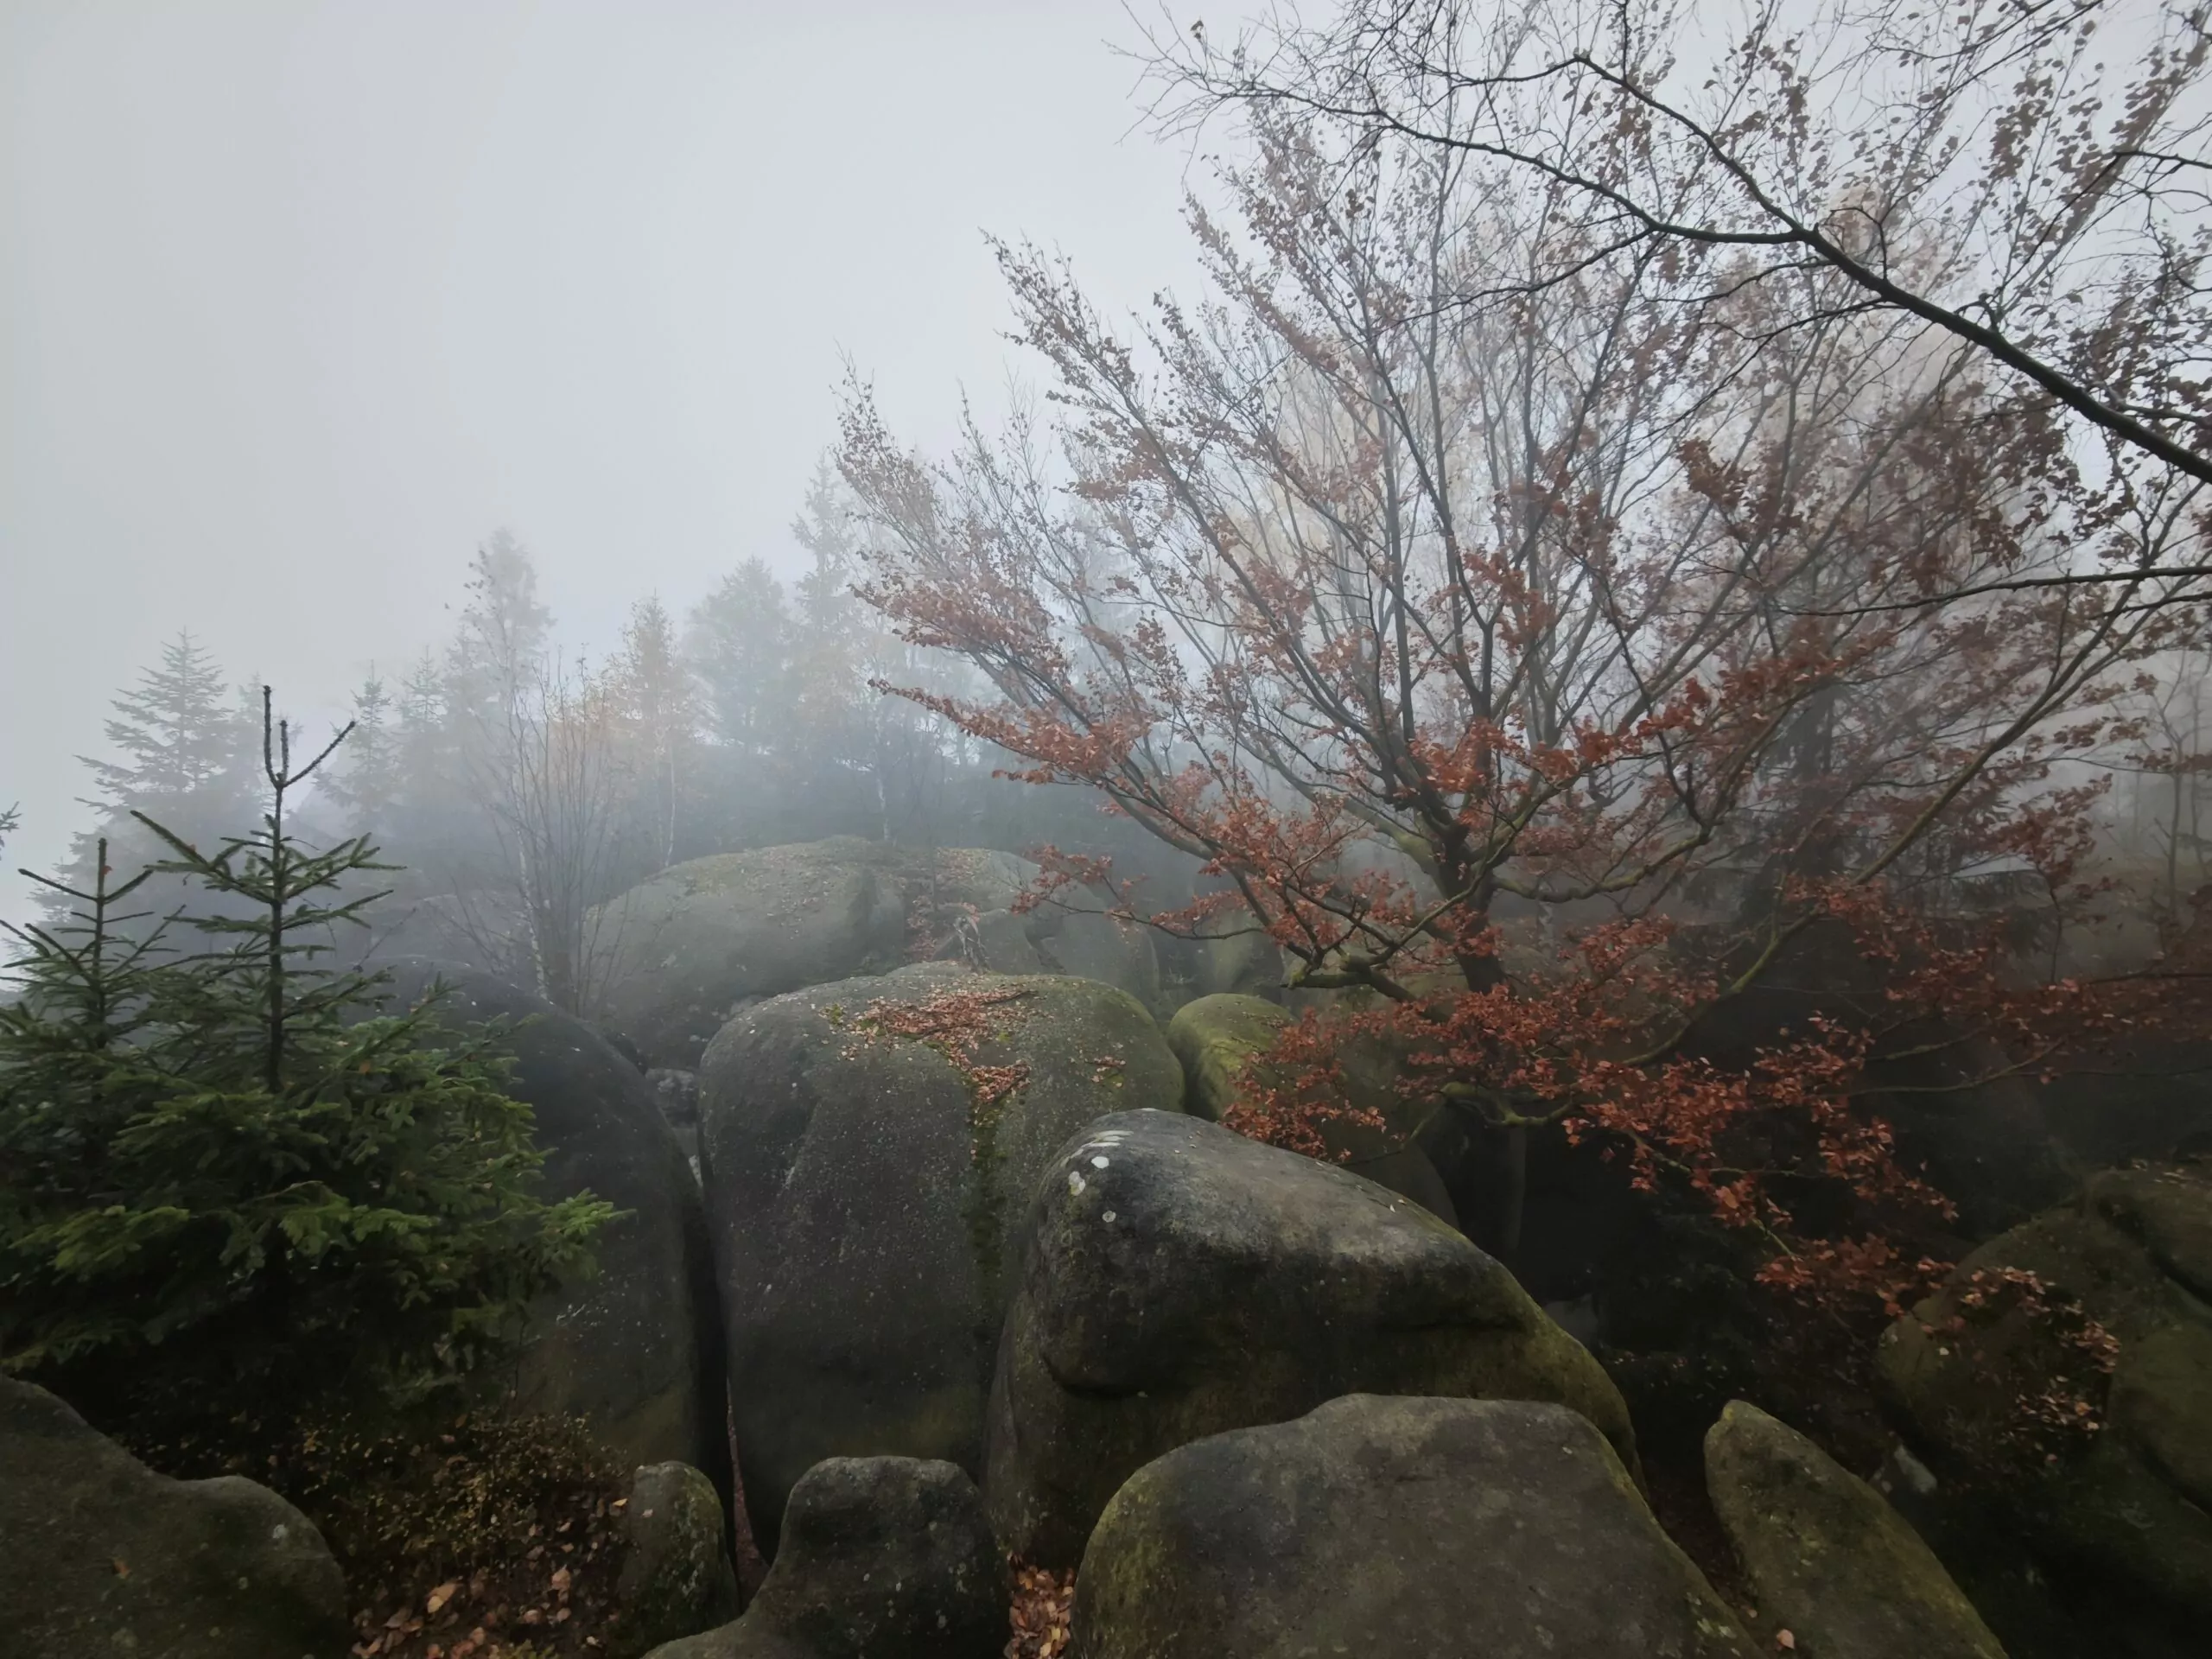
<box><xmin>984</xmin><ymin>1109</ymin><xmax>1636</xmax><ymax>1567</ymax></box>
<box><xmin>613</xmin><ymin>1461</ymin><xmax>741</xmax><ymax>1657</ymax></box>
<box><xmin>1072</xmin><ymin>1395</ymin><xmax>1752</xmax><ymax>1659</ymax></box>
<box><xmin>941</xmin><ymin>907</ymin><xmax>1045</xmax><ymax>974</ymax></box>
<box><xmin>1033</xmin><ymin>910</ymin><xmax>1160</xmax><ymax>1011</ymax></box>
<box><xmin>1190</xmin><ymin>925</ymin><xmax>1284</xmax><ymax>1000</ymax></box>
<box><xmin>0</xmin><ymin>1374</ymin><xmax>350</xmax><ymax>1659</ymax></box>
<box><xmin>379</xmin><ymin>961</ymin><xmax>725</xmax><ymax>1478</ymax></box>
<box><xmin>1164</xmin><ymin>992</ymin><xmax>1456</xmax><ymax>1224</ymax></box>
<box><xmin>1705</xmin><ymin>1401</ymin><xmax>2003</xmax><ymax>1659</ymax></box>
<box><xmin>644</xmin><ymin>1459</ymin><xmax>1004</xmax><ymax>1659</ymax></box>
<box><xmin>592</xmin><ymin>840</ymin><xmax>912</xmax><ymax>1066</ymax></box>
<box><xmin>696</xmin><ymin>965</ymin><xmax>1183</xmax><ymax>1548</ymax></box>
<box><xmin>1878</xmin><ymin>1165</ymin><xmax>2212</xmax><ymax>1631</ymax></box>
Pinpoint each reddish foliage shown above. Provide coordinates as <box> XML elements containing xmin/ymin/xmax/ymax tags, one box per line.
<box><xmin>842</xmin><ymin>983</ymin><xmax>1035</xmax><ymax>1111</ymax></box>
<box><xmin>836</xmin><ymin>71</ymin><xmax>2212</xmax><ymax>1312</ymax></box>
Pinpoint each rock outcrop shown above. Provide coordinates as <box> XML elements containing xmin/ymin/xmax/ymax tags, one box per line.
<box><xmin>1030</xmin><ymin>910</ymin><xmax>1160</xmax><ymax>1011</ymax></box>
<box><xmin>1163</xmin><ymin>992</ymin><xmax>1455</xmax><ymax>1223</ymax></box>
<box><xmin>1878</xmin><ymin>1164</ymin><xmax>2212</xmax><ymax>1632</ymax></box>
<box><xmin>645</xmin><ymin>1458</ymin><xmax>1004</xmax><ymax>1659</ymax></box>
<box><xmin>0</xmin><ymin>1374</ymin><xmax>350</xmax><ymax>1659</ymax></box>
<box><xmin>379</xmin><ymin>960</ymin><xmax>725</xmax><ymax>1478</ymax></box>
<box><xmin>696</xmin><ymin>965</ymin><xmax>1183</xmax><ymax>1548</ymax></box>
<box><xmin>591</xmin><ymin>840</ymin><xmax>913</xmax><ymax>1066</ymax></box>
<box><xmin>613</xmin><ymin>1461</ymin><xmax>742</xmax><ymax>1657</ymax></box>
<box><xmin>1071</xmin><ymin>1394</ymin><xmax>1751</xmax><ymax>1659</ymax></box>
<box><xmin>1705</xmin><ymin>1401</ymin><xmax>2004</xmax><ymax>1659</ymax></box>
<box><xmin>983</xmin><ymin>1109</ymin><xmax>1637</xmax><ymax>1567</ymax></box>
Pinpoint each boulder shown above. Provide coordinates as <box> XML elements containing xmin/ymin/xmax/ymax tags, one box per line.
<box><xmin>938</xmin><ymin>907</ymin><xmax>1046</xmax><ymax>974</ymax></box>
<box><xmin>1705</xmin><ymin>1401</ymin><xmax>2004</xmax><ymax>1659</ymax></box>
<box><xmin>614</xmin><ymin>1461</ymin><xmax>742</xmax><ymax>1657</ymax></box>
<box><xmin>1878</xmin><ymin>1165</ymin><xmax>2212</xmax><ymax>1631</ymax></box>
<box><xmin>696</xmin><ymin>965</ymin><xmax>1184</xmax><ymax>1548</ymax></box>
<box><xmin>0</xmin><ymin>1374</ymin><xmax>350</xmax><ymax>1659</ymax></box>
<box><xmin>645</xmin><ymin>1458</ymin><xmax>1004</xmax><ymax>1659</ymax></box>
<box><xmin>379</xmin><ymin>960</ymin><xmax>725</xmax><ymax>1479</ymax></box>
<box><xmin>915</xmin><ymin>847</ymin><xmax>1037</xmax><ymax>916</ymax></box>
<box><xmin>1072</xmin><ymin>1394</ymin><xmax>1752</xmax><ymax>1659</ymax></box>
<box><xmin>1189</xmin><ymin>925</ymin><xmax>1284</xmax><ymax>1001</ymax></box>
<box><xmin>984</xmin><ymin>1109</ymin><xmax>1637</xmax><ymax>1567</ymax></box>
<box><xmin>1164</xmin><ymin>993</ymin><xmax>1456</xmax><ymax>1224</ymax></box>
<box><xmin>1032</xmin><ymin>909</ymin><xmax>1161</xmax><ymax>1011</ymax></box>
<box><xmin>591</xmin><ymin>839</ymin><xmax>912</xmax><ymax>1065</ymax></box>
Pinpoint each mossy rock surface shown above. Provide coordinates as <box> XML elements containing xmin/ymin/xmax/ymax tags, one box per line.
<box><xmin>1877</xmin><ymin>1164</ymin><xmax>2212</xmax><ymax>1628</ymax></box>
<box><xmin>983</xmin><ymin>1109</ymin><xmax>1635</xmax><ymax>1567</ymax></box>
<box><xmin>379</xmin><ymin>961</ymin><xmax>726</xmax><ymax>1480</ymax></box>
<box><xmin>0</xmin><ymin>1375</ymin><xmax>350</xmax><ymax>1659</ymax></box>
<box><xmin>590</xmin><ymin>839</ymin><xmax>916</xmax><ymax>1066</ymax></box>
<box><xmin>696</xmin><ymin>965</ymin><xmax>1182</xmax><ymax>1549</ymax></box>
<box><xmin>615</xmin><ymin>1461</ymin><xmax>741</xmax><ymax>1656</ymax></box>
<box><xmin>645</xmin><ymin>1457</ymin><xmax>1006</xmax><ymax>1659</ymax></box>
<box><xmin>1705</xmin><ymin>1401</ymin><xmax>2002</xmax><ymax>1659</ymax></box>
<box><xmin>1164</xmin><ymin>993</ymin><xmax>1455</xmax><ymax>1223</ymax></box>
<box><xmin>1072</xmin><ymin>1394</ymin><xmax>1751</xmax><ymax>1659</ymax></box>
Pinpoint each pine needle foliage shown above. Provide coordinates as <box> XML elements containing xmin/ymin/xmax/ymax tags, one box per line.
<box><xmin>0</xmin><ymin>690</ymin><xmax>614</xmax><ymax>1427</ymax></box>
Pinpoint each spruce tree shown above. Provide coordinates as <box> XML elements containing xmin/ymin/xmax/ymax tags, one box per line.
<box><xmin>79</xmin><ymin>630</ymin><xmax>256</xmax><ymax>825</ymax></box>
<box><xmin>322</xmin><ymin>671</ymin><xmax>400</xmax><ymax>832</ymax></box>
<box><xmin>0</xmin><ymin>690</ymin><xmax>613</xmax><ymax>1428</ymax></box>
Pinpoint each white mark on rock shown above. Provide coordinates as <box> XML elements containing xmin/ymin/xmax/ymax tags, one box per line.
<box><xmin>1090</xmin><ymin>1154</ymin><xmax>1109</xmax><ymax>1169</ymax></box>
<box><xmin>1101</xmin><ymin>1211</ymin><xmax>1116</xmax><ymax>1224</ymax></box>
<box><xmin>1067</xmin><ymin>1171</ymin><xmax>1087</xmax><ymax>1195</ymax></box>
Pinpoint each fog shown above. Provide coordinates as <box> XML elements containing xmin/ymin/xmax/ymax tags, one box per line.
<box><xmin>0</xmin><ymin>0</ymin><xmax>1204</xmax><ymax>924</ymax></box>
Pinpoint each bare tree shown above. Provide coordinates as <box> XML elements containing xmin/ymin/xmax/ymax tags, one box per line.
<box><xmin>454</xmin><ymin>653</ymin><xmax>636</xmax><ymax>1017</ymax></box>
<box><xmin>1148</xmin><ymin>0</ymin><xmax>2212</xmax><ymax>499</ymax></box>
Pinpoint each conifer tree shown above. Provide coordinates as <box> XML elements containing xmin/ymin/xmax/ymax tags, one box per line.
<box><xmin>79</xmin><ymin>631</ymin><xmax>255</xmax><ymax>825</ymax></box>
<box><xmin>322</xmin><ymin>671</ymin><xmax>400</xmax><ymax>833</ymax></box>
<box><xmin>0</xmin><ymin>690</ymin><xmax>613</xmax><ymax>1427</ymax></box>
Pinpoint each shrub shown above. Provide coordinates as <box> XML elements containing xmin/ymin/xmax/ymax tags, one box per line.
<box><xmin>0</xmin><ymin>691</ymin><xmax>613</xmax><ymax>1429</ymax></box>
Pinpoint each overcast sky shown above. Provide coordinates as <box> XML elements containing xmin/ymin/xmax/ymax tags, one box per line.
<box><xmin>0</xmin><ymin>0</ymin><xmax>1213</xmax><ymax>922</ymax></box>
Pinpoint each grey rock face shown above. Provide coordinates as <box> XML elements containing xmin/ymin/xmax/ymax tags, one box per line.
<box><xmin>696</xmin><ymin>965</ymin><xmax>1183</xmax><ymax>1548</ymax></box>
<box><xmin>1071</xmin><ymin>1395</ymin><xmax>1752</xmax><ymax>1659</ymax></box>
<box><xmin>1704</xmin><ymin>1401</ymin><xmax>2004</xmax><ymax>1659</ymax></box>
<box><xmin>0</xmin><ymin>1374</ymin><xmax>351</xmax><ymax>1659</ymax></box>
<box><xmin>613</xmin><ymin>1461</ymin><xmax>742</xmax><ymax>1657</ymax></box>
<box><xmin>592</xmin><ymin>840</ymin><xmax>914</xmax><ymax>1066</ymax></box>
<box><xmin>378</xmin><ymin>960</ymin><xmax>725</xmax><ymax>1479</ymax></box>
<box><xmin>983</xmin><ymin>1109</ymin><xmax>1637</xmax><ymax>1567</ymax></box>
<box><xmin>644</xmin><ymin>1458</ymin><xmax>1005</xmax><ymax>1659</ymax></box>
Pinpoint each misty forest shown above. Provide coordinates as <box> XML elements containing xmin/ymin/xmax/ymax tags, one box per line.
<box><xmin>7</xmin><ymin>2</ymin><xmax>2212</xmax><ymax>1656</ymax></box>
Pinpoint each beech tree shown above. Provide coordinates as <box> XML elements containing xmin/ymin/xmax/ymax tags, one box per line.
<box><xmin>1147</xmin><ymin>0</ymin><xmax>2212</xmax><ymax>497</ymax></box>
<box><xmin>840</xmin><ymin>79</ymin><xmax>2207</xmax><ymax>1296</ymax></box>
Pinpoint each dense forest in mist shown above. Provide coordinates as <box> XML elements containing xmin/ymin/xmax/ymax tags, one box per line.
<box><xmin>7</xmin><ymin>2</ymin><xmax>2212</xmax><ymax>1657</ymax></box>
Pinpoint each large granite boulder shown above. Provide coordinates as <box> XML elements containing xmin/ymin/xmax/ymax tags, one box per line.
<box><xmin>1878</xmin><ymin>1164</ymin><xmax>2212</xmax><ymax>1632</ymax></box>
<box><xmin>1072</xmin><ymin>1394</ymin><xmax>1751</xmax><ymax>1659</ymax></box>
<box><xmin>613</xmin><ymin>1461</ymin><xmax>742</xmax><ymax>1657</ymax></box>
<box><xmin>380</xmin><ymin>960</ymin><xmax>725</xmax><ymax>1478</ymax></box>
<box><xmin>1189</xmin><ymin>921</ymin><xmax>1285</xmax><ymax>1001</ymax></box>
<box><xmin>1163</xmin><ymin>992</ymin><xmax>1455</xmax><ymax>1223</ymax></box>
<box><xmin>590</xmin><ymin>839</ymin><xmax>912</xmax><ymax>1065</ymax></box>
<box><xmin>697</xmin><ymin>964</ymin><xmax>1184</xmax><ymax>1548</ymax></box>
<box><xmin>645</xmin><ymin>1458</ymin><xmax>1005</xmax><ymax>1659</ymax></box>
<box><xmin>1705</xmin><ymin>1401</ymin><xmax>2004</xmax><ymax>1659</ymax></box>
<box><xmin>1031</xmin><ymin>910</ymin><xmax>1161</xmax><ymax>1011</ymax></box>
<box><xmin>0</xmin><ymin>1374</ymin><xmax>350</xmax><ymax>1659</ymax></box>
<box><xmin>984</xmin><ymin>1109</ymin><xmax>1637</xmax><ymax>1567</ymax></box>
